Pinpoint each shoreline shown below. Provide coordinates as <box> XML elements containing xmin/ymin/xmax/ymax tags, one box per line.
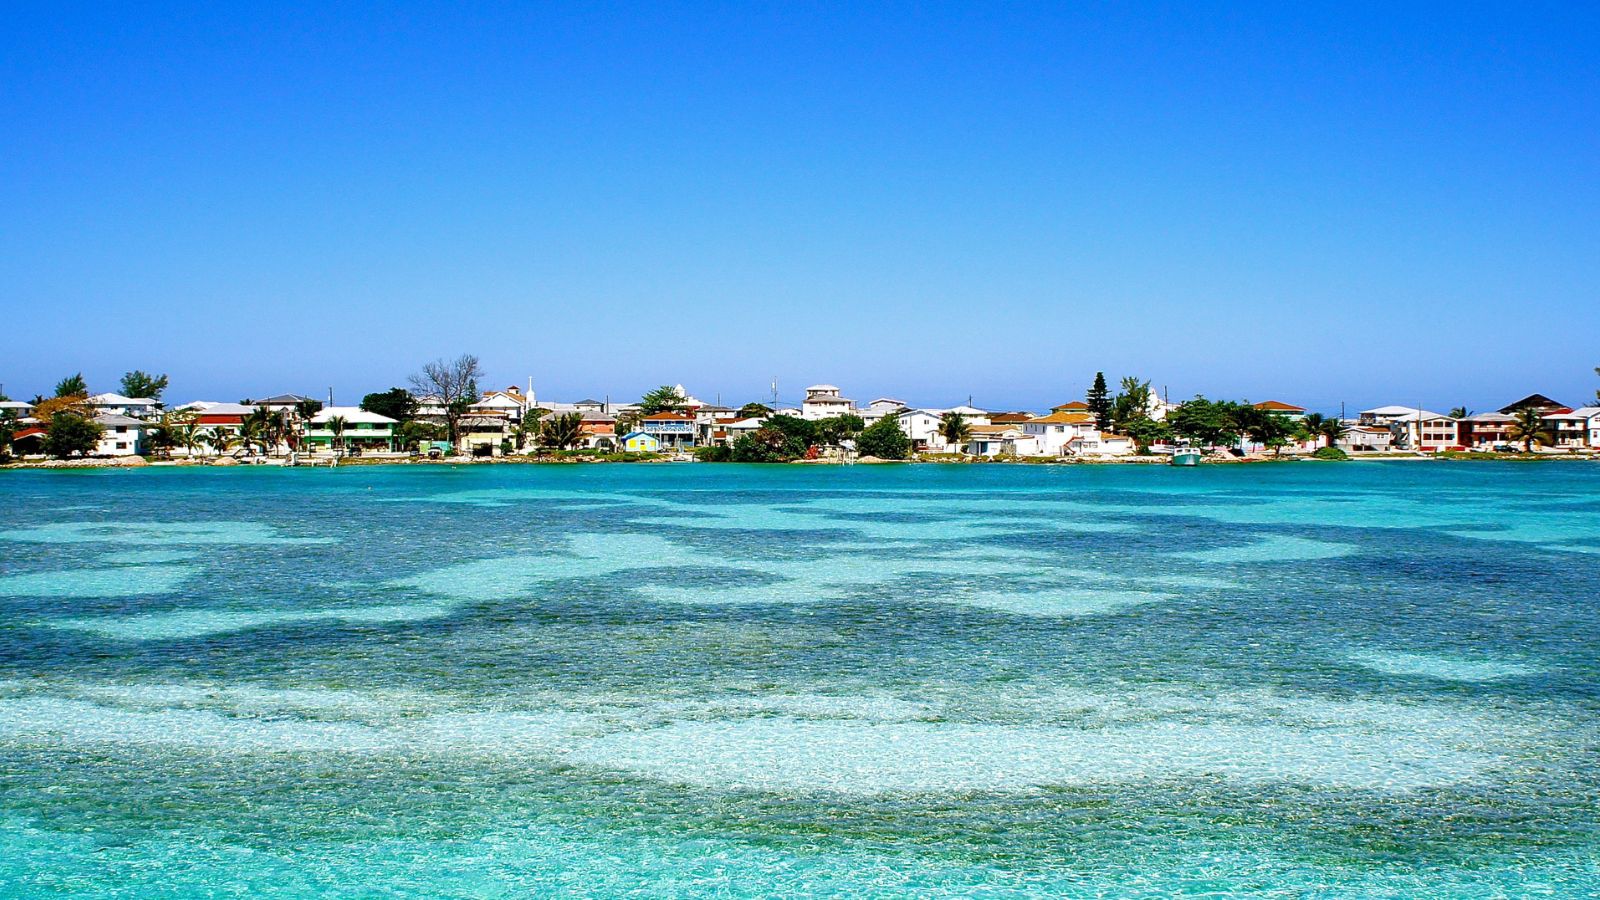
<box><xmin>3</xmin><ymin>451</ymin><xmax>1595</xmax><ymax>471</ymax></box>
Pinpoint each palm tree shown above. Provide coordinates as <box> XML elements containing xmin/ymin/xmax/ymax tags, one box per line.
<box><xmin>1318</xmin><ymin>416</ymin><xmax>1343</xmax><ymax>449</ymax></box>
<box><xmin>1508</xmin><ymin>406</ymin><xmax>1549</xmax><ymax>452</ymax></box>
<box><xmin>228</xmin><ymin>416</ymin><xmax>267</xmax><ymax>457</ymax></box>
<box><xmin>329</xmin><ymin>415</ymin><xmax>348</xmax><ymax>454</ymax></box>
<box><xmin>938</xmin><ymin>412</ymin><xmax>972</xmax><ymax>452</ymax></box>
<box><xmin>540</xmin><ymin>412</ymin><xmax>584</xmax><ymax>450</ymax></box>
<box><xmin>1302</xmin><ymin>413</ymin><xmax>1330</xmax><ymax>448</ymax></box>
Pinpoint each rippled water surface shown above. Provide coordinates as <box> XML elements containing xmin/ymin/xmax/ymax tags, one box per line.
<box><xmin>1</xmin><ymin>461</ymin><xmax>1598</xmax><ymax>897</ymax></box>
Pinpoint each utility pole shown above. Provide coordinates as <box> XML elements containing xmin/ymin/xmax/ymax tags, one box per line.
<box><xmin>328</xmin><ymin>387</ymin><xmax>334</xmax><ymax>407</ymax></box>
<box><xmin>771</xmin><ymin>378</ymin><xmax>778</xmax><ymax>409</ymax></box>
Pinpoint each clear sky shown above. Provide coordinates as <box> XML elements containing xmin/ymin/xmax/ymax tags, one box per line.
<box><xmin>3</xmin><ymin>2</ymin><xmax>1597</xmax><ymax>413</ymax></box>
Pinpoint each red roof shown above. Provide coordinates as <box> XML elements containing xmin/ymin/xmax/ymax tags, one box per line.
<box><xmin>1254</xmin><ymin>400</ymin><xmax>1306</xmax><ymax>412</ymax></box>
<box><xmin>642</xmin><ymin>411</ymin><xmax>694</xmax><ymax>420</ymax></box>
<box><xmin>1052</xmin><ymin>401</ymin><xmax>1089</xmax><ymax>411</ymax></box>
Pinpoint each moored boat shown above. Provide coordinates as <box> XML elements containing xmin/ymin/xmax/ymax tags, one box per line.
<box><xmin>1172</xmin><ymin>447</ymin><xmax>1202</xmax><ymax>466</ymax></box>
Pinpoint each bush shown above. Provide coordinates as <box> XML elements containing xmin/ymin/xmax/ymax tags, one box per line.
<box><xmin>694</xmin><ymin>445</ymin><xmax>732</xmax><ymax>462</ymax></box>
<box><xmin>1311</xmin><ymin>446</ymin><xmax>1349</xmax><ymax>461</ymax></box>
<box><xmin>856</xmin><ymin>415</ymin><xmax>911</xmax><ymax>460</ymax></box>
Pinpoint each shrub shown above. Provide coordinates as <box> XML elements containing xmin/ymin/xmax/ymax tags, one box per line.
<box><xmin>694</xmin><ymin>445</ymin><xmax>732</xmax><ymax>462</ymax></box>
<box><xmin>1311</xmin><ymin>446</ymin><xmax>1349</xmax><ymax>461</ymax></box>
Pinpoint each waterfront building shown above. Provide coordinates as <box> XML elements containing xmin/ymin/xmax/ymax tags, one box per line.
<box><xmin>1253</xmin><ymin>400</ymin><xmax>1307</xmax><ymax>420</ymax></box>
<box><xmin>1542</xmin><ymin>407</ymin><xmax>1600</xmax><ymax>449</ymax></box>
<box><xmin>965</xmin><ymin>424</ymin><xmax>1036</xmax><ymax>457</ymax></box>
<box><xmin>621</xmin><ymin>431</ymin><xmax>661</xmax><ymax>453</ymax></box>
<box><xmin>93</xmin><ymin>414</ymin><xmax>148</xmax><ymax>455</ymax></box>
<box><xmin>640</xmin><ymin>412</ymin><xmax>697</xmax><ymax>448</ymax></box>
<box><xmin>86</xmin><ymin>393</ymin><xmax>158</xmax><ymax>419</ymax></box>
<box><xmin>1337</xmin><ymin>424</ymin><xmax>1394</xmax><ymax>452</ymax></box>
<box><xmin>801</xmin><ymin>385</ymin><xmax>854</xmax><ymax>420</ymax></box>
<box><xmin>1457</xmin><ymin>412</ymin><xmax>1517</xmax><ymax>448</ymax></box>
<box><xmin>304</xmin><ymin>407</ymin><xmax>397</xmax><ymax>453</ymax></box>
<box><xmin>1021</xmin><ymin>411</ymin><xmax>1101</xmax><ymax>456</ymax></box>
<box><xmin>1361</xmin><ymin>407</ymin><xmax>1459</xmax><ymax>451</ymax></box>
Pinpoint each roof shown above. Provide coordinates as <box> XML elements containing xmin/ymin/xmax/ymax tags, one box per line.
<box><xmin>621</xmin><ymin>431</ymin><xmax>656</xmax><ymax>441</ymax></box>
<box><xmin>989</xmin><ymin>412</ymin><xmax>1034</xmax><ymax>423</ymax></box>
<box><xmin>1027</xmin><ymin>412</ymin><xmax>1095</xmax><ymax>425</ymax></box>
<box><xmin>255</xmin><ymin>394</ymin><xmax>315</xmax><ymax>405</ymax></box>
<box><xmin>969</xmin><ymin>424</ymin><xmax>1022</xmax><ymax>435</ymax></box>
<box><xmin>188</xmin><ymin>402</ymin><xmax>256</xmax><ymax>416</ymax></box>
<box><xmin>1254</xmin><ymin>400</ymin><xmax>1306</xmax><ymax>412</ymax></box>
<box><xmin>87</xmin><ymin>392</ymin><xmax>156</xmax><ymax>406</ymax></box>
<box><xmin>1544</xmin><ymin>406</ymin><xmax>1600</xmax><ymax>419</ymax></box>
<box><xmin>0</xmin><ymin>400</ymin><xmax>33</xmax><ymax>410</ymax></box>
<box><xmin>945</xmin><ymin>405</ymin><xmax>988</xmax><ymax>416</ymax></box>
<box><xmin>573</xmin><ymin>398</ymin><xmax>604</xmax><ymax>406</ymax></box>
<box><xmin>869</xmin><ymin>397</ymin><xmax>907</xmax><ymax>407</ymax></box>
<box><xmin>310</xmin><ymin>406</ymin><xmax>397</xmax><ymax>425</ymax></box>
<box><xmin>804</xmin><ymin>384</ymin><xmax>839</xmax><ymax>392</ymax></box>
<box><xmin>1461</xmin><ymin>412</ymin><xmax>1515</xmax><ymax>422</ymax></box>
<box><xmin>1051</xmin><ymin>401</ymin><xmax>1089</xmax><ymax>411</ymax></box>
<box><xmin>94</xmin><ymin>413</ymin><xmax>145</xmax><ymax>426</ymax></box>
<box><xmin>642</xmin><ymin>411</ymin><xmax>694</xmax><ymax>421</ymax></box>
<box><xmin>1499</xmin><ymin>393</ymin><xmax>1565</xmax><ymax>414</ymax></box>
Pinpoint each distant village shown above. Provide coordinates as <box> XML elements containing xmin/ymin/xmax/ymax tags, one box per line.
<box><xmin>3</xmin><ymin>359</ymin><xmax>1599</xmax><ymax>465</ymax></box>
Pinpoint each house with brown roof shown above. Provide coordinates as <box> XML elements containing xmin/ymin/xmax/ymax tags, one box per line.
<box><xmin>641</xmin><ymin>411</ymin><xmax>697</xmax><ymax>448</ymax></box>
<box><xmin>1021</xmin><ymin>411</ymin><xmax>1101</xmax><ymax>456</ymax></box>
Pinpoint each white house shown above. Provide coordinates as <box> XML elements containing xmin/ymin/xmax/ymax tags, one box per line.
<box><xmin>965</xmin><ymin>424</ymin><xmax>1036</xmax><ymax>457</ymax></box>
<box><xmin>1543</xmin><ymin>407</ymin><xmax>1600</xmax><ymax>449</ymax></box>
<box><xmin>1021</xmin><ymin>411</ymin><xmax>1101</xmax><ymax>456</ymax></box>
<box><xmin>94</xmin><ymin>414</ymin><xmax>148</xmax><ymax>455</ymax></box>
<box><xmin>86</xmin><ymin>393</ymin><xmax>158</xmax><ymax>419</ymax></box>
<box><xmin>1337</xmin><ymin>424</ymin><xmax>1394</xmax><ymax>452</ymax></box>
<box><xmin>1360</xmin><ymin>406</ymin><xmax>1459</xmax><ymax>451</ymax></box>
<box><xmin>305</xmin><ymin>407</ymin><xmax>397</xmax><ymax>452</ymax></box>
<box><xmin>801</xmin><ymin>385</ymin><xmax>855</xmax><ymax>420</ymax></box>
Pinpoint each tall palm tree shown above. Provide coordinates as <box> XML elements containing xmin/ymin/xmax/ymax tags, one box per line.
<box><xmin>938</xmin><ymin>412</ymin><xmax>972</xmax><ymax>452</ymax></box>
<box><xmin>1509</xmin><ymin>406</ymin><xmax>1549</xmax><ymax>452</ymax></box>
<box><xmin>329</xmin><ymin>415</ymin><xmax>348</xmax><ymax>454</ymax></box>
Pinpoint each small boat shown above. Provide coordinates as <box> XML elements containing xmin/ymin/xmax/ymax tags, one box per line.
<box><xmin>1171</xmin><ymin>447</ymin><xmax>1202</xmax><ymax>467</ymax></box>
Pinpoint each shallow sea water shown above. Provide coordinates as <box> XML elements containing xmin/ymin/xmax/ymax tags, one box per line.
<box><xmin>1</xmin><ymin>461</ymin><xmax>1598</xmax><ymax>897</ymax></box>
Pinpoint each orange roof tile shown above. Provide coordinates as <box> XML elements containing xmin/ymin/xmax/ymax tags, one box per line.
<box><xmin>1254</xmin><ymin>400</ymin><xmax>1306</xmax><ymax>412</ymax></box>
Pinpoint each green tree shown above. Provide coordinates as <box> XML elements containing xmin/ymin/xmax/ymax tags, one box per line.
<box><xmin>410</xmin><ymin>354</ymin><xmax>484</xmax><ymax>448</ymax></box>
<box><xmin>730</xmin><ymin>428</ymin><xmax>792</xmax><ymax>462</ymax></box>
<box><xmin>396</xmin><ymin>420</ymin><xmax>441</xmax><ymax>452</ymax></box>
<box><xmin>1110</xmin><ymin>376</ymin><xmax>1152</xmax><ymax>431</ymax></box>
<box><xmin>639</xmin><ymin>385</ymin><xmax>688</xmax><ymax>415</ymax></box>
<box><xmin>361</xmin><ymin>388</ymin><xmax>417</xmax><ymax>423</ymax></box>
<box><xmin>0</xmin><ymin>411</ymin><xmax>17</xmax><ymax>460</ymax></box>
<box><xmin>1508</xmin><ymin>406</ymin><xmax>1549</xmax><ymax>452</ymax></box>
<box><xmin>44</xmin><ymin>412</ymin><xmax>102</xmax><ymax>458</ymax></box>
<box><xmin>938</xmin><ymin>412</ymin><xmax>972</xmax><ymax>450</ymax></box>
<box><xmin>856</xmin><ymin>415</ymin><xmax>911</xmax><ymax>460</ymax></box>
<box><xmin>1448</xmin><ymin>406</ymin><xmax>1469</xmax><ymax>419</ymax></box>
<box><xmin>539</xmin><ymin>412</ymin><xmax>584</xmax><ymax>450</ymax></box>
<box><xmin>737</xmin><ymin>402</ymin><xmax>773</xmax><ymax>419</ymax></box>
<box><xmin>1122</xmin><ymin>417</ymin><xmax>1173</xmax><ymax>454</ymax></box>
<box><xmin>1248</xmin><ymin>411</ymin><xmax>1296</xmax><ymax>456</ymax></box>
<box><xmin>120</xmin><ymin>371</ymin><xmax>169</xmax><ymax>401</ymax></box>
<box><xmin>54</xmin><ymin>373</ymin><xmax>88</xmax><ymax>398</ymax></box>
<box><xmin>1168</xmin><ymin>397</ymin><xmax>1245</xmax><ymax>448</ymax></box>
<box><xmin>1086</xmin><ymin>372</ymin><xmax>1112</xmax><ymax>431</ymax></box>
<box><xmin>754</xmin><ymin>415</ymin><xmax>816</xmax><ymax>458</ymax></box>
<box><xmin>814</xmin><ymin>414</ymin><xmax>864</xmax><ymax>447</ymax></box>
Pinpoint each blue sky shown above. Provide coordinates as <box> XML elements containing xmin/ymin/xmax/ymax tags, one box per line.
<box><xmin>3</xmin><ymin>2</ymin><xmax>1597</xmax><ymax>412</ymax></box>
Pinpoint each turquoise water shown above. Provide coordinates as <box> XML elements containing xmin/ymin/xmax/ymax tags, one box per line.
<box><xmin>1</xmin><ymin>461</ymin><xmax>1598</xmax><ymax>897</ymax></box>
